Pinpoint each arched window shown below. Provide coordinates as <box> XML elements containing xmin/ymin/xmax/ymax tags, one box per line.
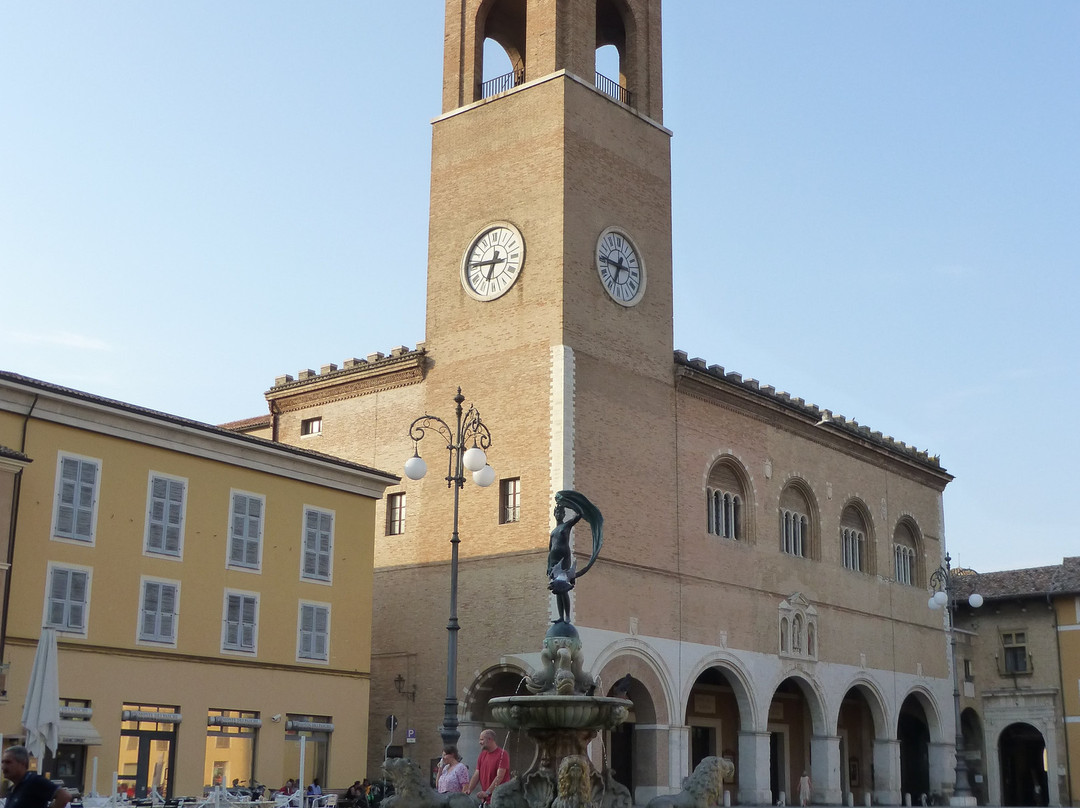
<box><xmin>706</xmin><ymin>458</ymin><xmax>749</xmax><ymax>541</ymax></box>
<box><xmin>779</xmin><ymin>484</ymin><xmax>814</xmax><ymax>558</ymax></box>
<box><xmin>840</xmin><ymin>503</ymin><xmax>870</xmax><ymax>573</ymax></box>
<box><xmin>893</xmin><ymin>520</ymin><xmax>920</xmax><ymax>586</ymax></box>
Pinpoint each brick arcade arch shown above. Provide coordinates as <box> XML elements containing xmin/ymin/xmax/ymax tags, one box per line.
<box><xmin>837</xmin><ymin>681</ymin><xmax>890</xmax><ymax>804</ymax></box>
<box><xmin>594</xmin><ymin>645</ymin><xmax>672</xmax><ymax>805</ymax></box>
<box><xmin>766</xmin><ymin>674</ymin><xmax>829</xmax><ymax>804</ymax></box>
<box><xmin>461</xmin><ymin>663</ymin><xmax>532</xmax><ymax>774</ymax></box>
<box><xmin>897</xmin><ymin>689</ymin><xmax>944</xmax><ymax>804</ymax></box>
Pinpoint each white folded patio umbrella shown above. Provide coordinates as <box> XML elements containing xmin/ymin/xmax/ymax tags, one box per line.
<box><xmin>21</xmin><ymin>627</ymin><xmax>61</xmax><ymax>761</ymax></box>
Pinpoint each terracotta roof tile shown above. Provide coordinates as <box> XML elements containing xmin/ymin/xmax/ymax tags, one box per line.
<box><xmin>953</xmin><ymin>557</ymin><xmax>1080</xmax><ymax>600</ymax></box>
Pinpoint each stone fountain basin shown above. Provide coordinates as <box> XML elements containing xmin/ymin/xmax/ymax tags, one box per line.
<box><xmin>489</xmin><ymin>695</ymin><xmax>631</xmax><ymax>731</ymax></box>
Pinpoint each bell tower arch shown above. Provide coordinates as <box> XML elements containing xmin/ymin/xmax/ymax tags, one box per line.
<box><xmin>443</xmin><ymin>0</ymin><xmax>662</xmax><ymax>120</ymax></box>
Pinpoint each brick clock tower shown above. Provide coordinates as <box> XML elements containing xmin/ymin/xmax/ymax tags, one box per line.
<box><xmin>425</xmin><ymin>0</ymin><xmax>672</xmax><ymax>380</ymax></box>
<box><xmin>262</xmin><ymin>0</ymin><xmax>682</xmax><ymax>789</ymax></box>
<box><xmin>421</xmin><ymin>0</ymin><xmax>680</xmax><ymax>609</ymax></box>
<box><xmin>258</xmin><ymin>2</ymin><xmax>958</xmax><ymax>800</ymax></box>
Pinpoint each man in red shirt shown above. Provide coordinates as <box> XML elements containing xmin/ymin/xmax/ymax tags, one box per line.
<box><xmin>463</xmin><ymin>730</ymin><xmax>509</xmax><ymax>804</ymax></box>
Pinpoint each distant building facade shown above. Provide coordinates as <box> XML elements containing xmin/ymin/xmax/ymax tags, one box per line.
<box><xmin>239</xmin><ymin>2</ymin><xmax>966</xmax><ymax>805</ymax></box>
<box><xmin>952</xmin><ymin>557</ymin><xmax>1080</xmax><ymax>806</ymax></box>
<box><xmin>0</xmin><ymin>371</ymin><xmax>396</xmax><ymax>797</ymax></box>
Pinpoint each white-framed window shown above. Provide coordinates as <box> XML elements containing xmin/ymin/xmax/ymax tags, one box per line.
<box><xmin>297</xmin><ymin>602</ymin><xmax>330</xmax><ymax>663</ymax></box>
<box><xmin>44</xmin><ymin>563</ymin><xmax>92</xmax><ymax>635</ymax></box>
<box><xmin>842</xmin><ymin>528</ymin><xmax>864</xmax><ymax>571</ymax></box>
<box><xmin>386</xmin><ymin>493</ymin><xmax>406</xmax><ymax>535</ymax></box>
<box><xmin>145</xmin><ymin>473</ymin><xmax>187</xmax><ymax>558</ymax></box>
<box><xmin>708</xmin><ymin>489</ymin><xmax>742</xmax><ymax>539</ymax></box>
<box><xmin>222</xmin><ymin>590</ymin><xmax>259</xmax><ymax>654</ymax></box>
<box><xmin>781</xmin><ymin>509</ymin><xmax>808</xmax><ymax>557</ymax></box>
<box><xmin>301</xmin><ymin>417</ymin><xmax>322</xmax><ymax>437</ymax></box>
<box><xmin>301</xmin><ymin>506</ymin><xmax>333</xmax><ymax>582</ymax></box>
<box><xmin>53</xmin><ymin>453</ymin><xmax>101</xmax><ymax>544</ymax></box>
<box><xmin>895</xmin><ymin>544</ymin><xmax>915</xmax><ymax>585</ymax></box>
<box><xmin>227</xmin><ymin>491</ymin><xmax>264</xmax><ymax>571</ymax></box>
<box><xmin>500</xmin><ymin>478</ymin><xmax>521</xmax><ymax>524</ymax></box>
<box><xmin>138</xmin><ymin>577</ymin><xmax>179</xmax><ymax>646</ymax></box>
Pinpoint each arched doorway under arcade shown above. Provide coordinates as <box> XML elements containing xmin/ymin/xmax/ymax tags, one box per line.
<box><xmin>595</xmin><ymin>652</ymin><xmax>670</xmax><ymax>805</ymax></box>
<box><xmin>685</xmin><ymin>666</ymin><xmax>744</xmax><ymax>782</ymax></box>
<box><xmin>959</xmin><ymin>707</ymin><xmax>986</xmax><ymax>804</ymax></box>
<box><xmin>998</xmin><ymin>722</ymin><xmax>1048</xmax><ymax>807</ymax></box>
<box><xmin>462</xmin><ymin>665</ymin><xmax>531</xmax><ymax>777</ymax></box>
<box><xmin>837</xmin><ymin>683</ymin><xmax>890</xmax><ymax>805</ymax></box>
<box><xmin>897</xmin><ymin>693</ymin><xmax>936</xmax><ymax>804</ymax></box>
<box><xmin>766</xmin><ymin>677</ymin><xmax>826</xmax><ymax>806</ymax></box>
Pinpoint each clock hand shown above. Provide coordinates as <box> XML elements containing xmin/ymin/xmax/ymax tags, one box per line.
<box><xmin>486</xmin><ymin>250</ymin><xmax>502</xmax><ymax>280</ymax></box>
<box><xmin>470</xmin><ymin>257</ymin><xmax>501</xmax><ymax>270</ymax></box>
<box><xmin>600</xmin><ymin>255</ymin><xmax>622</xmax><ymax>278</ymax></box>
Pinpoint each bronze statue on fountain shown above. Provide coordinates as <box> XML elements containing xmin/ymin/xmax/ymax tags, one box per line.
<box><xmin>488</xmin><ymin>491</ymin><xmax>633</xmax><ymax>808</ymax></box>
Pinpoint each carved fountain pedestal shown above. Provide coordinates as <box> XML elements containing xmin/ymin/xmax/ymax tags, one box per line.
<box><xmin>487</xmin><ymin>621</ymin><xmax>633</xmax><ymax>808</ymax></box>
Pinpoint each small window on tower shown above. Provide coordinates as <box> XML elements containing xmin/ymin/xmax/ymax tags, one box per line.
<box><xmin>301</xmin><ymin>417</ymin><xmax>322</xmax><ymax>437</ymax></box>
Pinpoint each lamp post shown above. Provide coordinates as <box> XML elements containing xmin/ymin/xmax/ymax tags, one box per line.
<box><xmin>928</xmin><ymin>552</ymin><xmax>983</xmax><ymax>805</ymax></box>
<box><xmin>404</xmin><ymin>388</ymin><xmax>494</xmax><ymax>748</ymax></box>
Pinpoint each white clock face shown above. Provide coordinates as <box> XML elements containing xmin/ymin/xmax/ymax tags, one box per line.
<box><xmin>460</xmin><ymin>222</ymin><xmax>525</xmax><ymax>301</ymax></box>
<box><xmin>596</xmin><ymin>227</ymin><xmax>645</xmax><ymax>306</ymax></box>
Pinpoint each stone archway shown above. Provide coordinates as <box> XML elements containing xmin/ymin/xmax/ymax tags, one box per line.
<box><xmin>960</xmin><ymin>707</ymin><xmax>986</xmax><ymax>804</ymax></box>
<box><xmin>897</xmin><ymin>694</ymin><xmax>932</xmax><ymax>803</ymax></box>
<box><xmin>595</xmin><ymin>650</ymin><xmax>669</xmax><ymax>805</ymax></box>
<box><xmin>461</xmin><ymin>664</ymin><xmax>530</xmax><ymax>775</ymax></box>
<box><xmin>837</xmin><ymin>683</ymin><xmax>888</xmax><ymax>805</ymax></box>
<box><xmin>685</xmin><ymin>665</ymin><xmax>747</xmax><ymax>801</ymax></box>
<box><xmin>999</xmin><ymin>722</ymin><xmax>1048</xmax><ymax>807</ymax></box>
<box><xmin>766</xmin><ymin>676</ymin><xmax>827</xmax><ymax>805</ymax></box>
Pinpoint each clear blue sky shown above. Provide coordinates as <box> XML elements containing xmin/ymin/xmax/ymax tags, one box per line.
<box><xmin>3</xmin><ymin>3</ymin><xmax>1077</xmax><ymax>574</ymax></box>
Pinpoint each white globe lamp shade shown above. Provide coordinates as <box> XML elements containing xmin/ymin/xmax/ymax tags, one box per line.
<box><xmin>404</xmin><ymin>454</ymin><xmax>428</xmax><ymax>480</ymax></box>
<box><xmin>933</xmin><ymin>590</ymin><xmax>948</xmax><ymax>607</ymax></box>
<box><xmin>473</xmin><ymin>464</ymin><xmax>496</xmax><ymax>487</ymax></box>
<box><xmin>968</xmin><ymin>593</ymin><xmax>984</xmax><ymax>609</ymax></box>
<box><xmin>463</xmin><ymin>446</ymin><xmax>488</xmax><ymax>472</ymax></box>
<box><xmin>928</xmin><ymin>596</ymin><xmax>940</xmax><ymax>611</ymax></box>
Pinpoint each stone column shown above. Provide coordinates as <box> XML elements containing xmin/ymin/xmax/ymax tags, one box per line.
<box><xmin>737</xmin><ymin>731</ymin><xmax>774</xmax><ymax>806</ymax></box>
<box><xmin>872</xmin><ymin>738</ymin><xmax>901</xmax><ymax>806</ymax></box>
<box><xmin>928</xmin><ymin>741</ymin><xmax>952</xmax><ymax>800</ymax></box>
<box><xmin>810</xmin><ymin>735</ymin><xmax>843</xmax><ymax>805</ymax></box>
<box><xmin>984</xmin><ymin>733</ymin><xmax>1001</xmax><ymax>808</ymax></box>
<box><xmin>668</xmin><ymin>725</ymin><xmax>690</xmax><ymax>790</ymax></box>
<box><xmin>630</xmin><ymin>725</ymin><xmax>671</xmax><ymax>804</ymax></box>
<box><xmin>457</xmin><ymin>720</ymin><xmax>483</xmax><ymax>773</ymax></box>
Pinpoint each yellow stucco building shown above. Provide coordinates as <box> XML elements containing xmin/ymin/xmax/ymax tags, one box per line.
<box><xmin>0</xmin><ymin>370</ymin><xmax>396</xmax><ymax>798</ymax></box>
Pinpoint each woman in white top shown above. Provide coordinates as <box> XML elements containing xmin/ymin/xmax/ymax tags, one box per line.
<box><xmin>436</xmin><ymin>746</ymin><xmax>470</xmax><ymax>794</ymax></box>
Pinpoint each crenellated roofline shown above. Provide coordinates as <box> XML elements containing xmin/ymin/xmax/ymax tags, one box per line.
<box><xmin>674</xmin><ymin>350</ymin><xmax>952</xmax><ymax>483</ymax></box>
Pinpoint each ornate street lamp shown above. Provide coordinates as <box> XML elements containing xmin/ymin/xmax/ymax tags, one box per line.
<box><xmin>928</xmin><ymin>552</ymin><xmax>983</xmax><ymax>805</ymax></box>
<box><xmin>404</xmin><ymin>388</ymin><xmax>494</xmax><ymax>747</ymax></box>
